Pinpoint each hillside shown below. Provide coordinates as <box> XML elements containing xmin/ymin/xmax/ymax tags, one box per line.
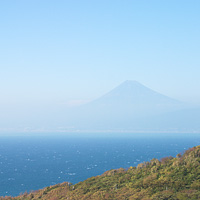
<box><xmin>2</xmin><ymin>145</ymin><xmax>200</xmax><ymax>200</ymax></box>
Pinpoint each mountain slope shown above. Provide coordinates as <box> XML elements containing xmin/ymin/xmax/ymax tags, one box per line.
<box><xmin>91</xmin><ymin>80</ymin><xmax>181</xmax><ymax>105</ymax></box>
<box><xmin>84</xmin><ymin>80</ymin><xmax>184</xmax><ymax>112</ymax></box>
<box><xmin>5</xmin><ymin>145</ymin><xmax>200</xmax><ymax>200</ymax></box>
<box><xmin>67</xmin><ymin>81</ymin><xmax>189</xmax><ymax>131</ymax></box>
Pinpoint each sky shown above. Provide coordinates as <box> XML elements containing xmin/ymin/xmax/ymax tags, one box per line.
<box><xmin>1</xmin><ymin>0</ymin><xmax>200</xmax><ymax>114</ymax></box>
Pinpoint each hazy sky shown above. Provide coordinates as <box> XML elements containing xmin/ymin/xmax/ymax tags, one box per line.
<box><xmin>1</xmin><ymin>0</ymin><xmax>200</xmax><ymax>109</ymax></box>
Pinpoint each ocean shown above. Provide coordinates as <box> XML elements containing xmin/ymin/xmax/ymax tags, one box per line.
<box><xmin>0</xmin><ymin>132</ymin><xmax>200</xmax><ymax>197</ymax></box>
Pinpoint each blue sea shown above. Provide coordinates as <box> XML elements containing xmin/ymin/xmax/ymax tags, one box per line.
<box><xmin>1</xmin><ymin>132</ymin><xmax>200</xmax><ymax>197</ymax></box>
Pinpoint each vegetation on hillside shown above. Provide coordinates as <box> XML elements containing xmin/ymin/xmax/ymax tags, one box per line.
<box><xmin>1</xmin><ymin>145</ymin><xmax>200</xmax><ymax>200</ymax></box>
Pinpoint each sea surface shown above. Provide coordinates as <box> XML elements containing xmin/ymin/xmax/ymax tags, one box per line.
<box><xmin>0</xmin><ymin>132</ymin><xmax>200</xmax><ymax>197</ymax></box>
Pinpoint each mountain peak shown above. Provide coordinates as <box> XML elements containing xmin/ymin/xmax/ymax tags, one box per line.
<box><xmin>91</xmin><ymin>80</ymin><xmax>181</xmax><ymax>107</ymax></box>
<box><xmin>66</xmin><ymin>81</ymin><xmax>189</xmax><ymax>131</ymax></box>
<box><xmin>117</xmin><ymin>80</ymin><xmax>143</xmax><ymax>90</ymax></box>
<box><xmin>88</xmin><ymin>80</ymin><xmax>180</xmax><ymax>109</ymax></box>
<box><xmin>120</xmin><ymin>80</ymin><xmax>143</xmax><ymax>87</ymax></box>
<box><xmin>106</xmin><ymin>80</ymin><xmax>156</xmax><ymax>98</ymax></box>
<box><xmin>116</xmin><ymin>80</ymin><xmax>150</xmax><ymax>91</ymax></box>
<box><xmin>123</xmin><ymin>80</ymin><xmax>141</xmax><ymax>84</ymax></box>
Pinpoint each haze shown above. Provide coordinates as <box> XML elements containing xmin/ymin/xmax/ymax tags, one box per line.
<box><xmin>0</xmin><ymin>1</ymin><xmax>200</xmax><ymax>132</ymax></box>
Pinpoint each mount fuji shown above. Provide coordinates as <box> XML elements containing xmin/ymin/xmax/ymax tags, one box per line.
<box><xmin>65</xmin><ymin>80</ymin><xmax>198</xmax><ymax>132</ymax></box>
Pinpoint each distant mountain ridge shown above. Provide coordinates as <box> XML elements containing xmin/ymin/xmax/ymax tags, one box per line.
<box><xmin>65</xmin><ymin>80</ymin><xmax>199</xmax><ymax>132</ymax></box>
<box><xmin>1</xmin><ymin>80</ymin><xmax>199</xmax><ymax>133</ymax></box>
<box><xmin>92</xmin><ymin>80</ymin><xmax>181</xmax><ymax>105</ymax></box>
<box><xmin>88</xmin><ymin>80</ymin><xmax>183</xmax><ymax>111</ymax></box>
